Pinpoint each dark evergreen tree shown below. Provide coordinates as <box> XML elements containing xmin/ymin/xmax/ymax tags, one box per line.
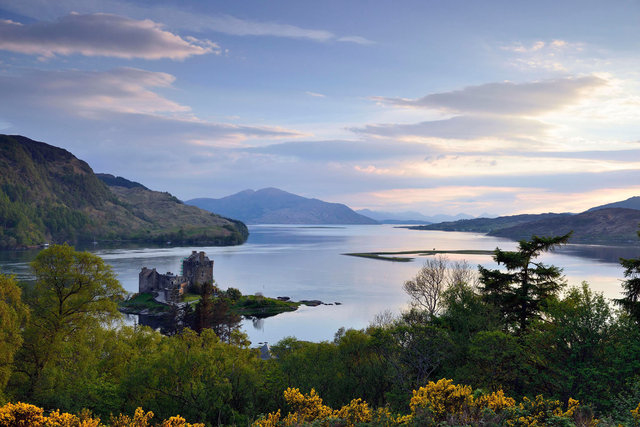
<box><xmin>193</xmin><ymin>281</ymin><xmax>214</xmax><ymax>333</ymax></box>
<box><xmin>614</xmin><ymin>228</ymin><xmax>640</xmax><ymax>323</ymax></box>
<box><xmin>478</xmin><ymin>232</ymin><xmax>571</xmax><ymax>334</ymax></box>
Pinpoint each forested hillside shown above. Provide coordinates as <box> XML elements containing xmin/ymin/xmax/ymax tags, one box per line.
<box><xmin>0</xmin><ymin>135</ymin><xmax>248</xmax><ymax>248</ymax></box>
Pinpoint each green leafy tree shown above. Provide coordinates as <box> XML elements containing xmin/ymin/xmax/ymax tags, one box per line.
<box><xmin>120</xmin><ymin>328</ymin><xmax>266</xmax><ymax>425</ymax></box>
<box><xmin>464</xmin><ymin>330</ymin><xmax>524</xmax><ymax>394</ymax></box>
<box><xmin>478</xmin><ymin>233</ymin><xmax>571</xmax><ymax>334</ymax></box>
<box><xmin>539</xmin><ymin>283</ymin><xmax>614</xmax><ymax>409</ymax></box>
<box><xmin>0</xmin><ymin>273</ymin><xmax>29</xmax><ymax>400</ymax></box>
<box><xmin>438</xmin><ymin>281</ymin><xmax>500</xmax><ymax>378</ymax></box>
<box><xmin>14</xmin><ymin>244</ymin><xmax>125</xmax><ymax>398</ymax></box>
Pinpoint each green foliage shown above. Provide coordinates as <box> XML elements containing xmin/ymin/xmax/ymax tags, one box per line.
<box><xmin>233</xmin><ymin>294</ymin><xmax>299</xmax><ymax>317</ymax></box>
<box><xmin>0</xmin><ymin>273</ymin><xmax>29</xmax><ymax>400</ymax></box>
<box><xmin>479</xmin><ymin>233</ymin><xmax>571</xmax><ymax>333</ymax></box>
<box><xmin>615</xmin><ymin>255</ymin><xmax>640</xmax><ymax>324</ymax></box>
<box><xmin>5</xmin><ymin>235</ymin><xmax>640</xmax><ymax>423</ymax></box>
<box><xmin>465</xmin><ymin>330</ymin><xmax>524</xmax><ymax>394</ymax></box>
<box><xmin>120</xmin><ymin>292</ymin><xmax>168</xmax><ymax>313</ymax></box>
<box><xmin>13</xmin><ymin>244</ymin><xmax>125</xmax><ymax>399</ymax></box>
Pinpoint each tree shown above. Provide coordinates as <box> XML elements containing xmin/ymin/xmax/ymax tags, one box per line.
<box><xmin>478</xmin><ymin>233</ymin><xmax>571</xmax><ymax>334</ymax></box>
<box><xmin>614</xmin><ymin>229</ymin><xmax>640</xmax><ymax>323</ymax></box>
<box><xmin>15</xmin><ymin>244</ymin><xmax>125</xmax><ymax>398</ymax></box>
<box><xmin>193</xmin><ymin>282</ymin><xmax>214</xmax><ymax>333</ymax></box>
<box><xmin>0</xmin><ymin>273</ymin><xmax>29</xmax><ymax>399</ymax></box>
<box><xmin>539</xmin><ymin>283</ymin><xmax>614</xmax><ymax>408</ymax></box>
<box><xmin>403</xmin><ymin>256</ymin><xmax>477</xmax><ymax>318</ymax></box>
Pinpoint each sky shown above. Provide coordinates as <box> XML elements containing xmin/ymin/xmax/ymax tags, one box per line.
<box><xmin>1</xmin><ymin>0</ymin><xmax>639</xmax><ymax>216</ymax></box>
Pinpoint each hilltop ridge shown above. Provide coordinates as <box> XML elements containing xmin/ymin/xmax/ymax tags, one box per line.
<box><xmin>407</xmin><ymin>204</ymin><xmax>640</xmax><ymax>245</ymax></box>
<box><xmin>0</xmin><ymin>135</ymin><xmax>248</xmax><ymax>248</ymax></box>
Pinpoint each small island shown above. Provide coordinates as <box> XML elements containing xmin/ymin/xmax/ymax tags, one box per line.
<box><xmin>343</xmin><ymin>249</ymin><xmax>495</xmax><ymax>262</ymax></box>
<box><xmin>118</xmin><ymin>251</ymin><xmax>332</xmax><ymax>331</ymax></box>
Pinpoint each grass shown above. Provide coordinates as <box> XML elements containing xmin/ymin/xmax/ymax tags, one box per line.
<box><xmin>119</xmin><ymin>292</ymin><xmax>169</xmax><ymax>313</ymax></box>
<box><xmin>181</xmin><ymin>292</ymin><xmax>201</xmax><ymax>304</ymax></box>
<box><xmin>232</xmin><ymin>295</ymin><xmax>300</xmax><ymax>318</ymax></box>
<box><xmin>120</xmin><ymin>292</ymin><xmax>308</xmax><ymax>318</ymax></box>
<box><xmin>343</xmin><ymin>249</ymin><xmax>495</xmax><ymax>262</ymax></box>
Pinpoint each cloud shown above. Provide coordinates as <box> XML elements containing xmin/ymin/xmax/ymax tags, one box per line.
<box><xmin>336</xmin><ymin>36</ymin><xmax>375</xmax><ymax>45</ymax></box>
<box><xmin>0</xmin><ymin>0</ymin><xmax>374</xmax><ymax>44</ymax></box>
<box><xmin>305</xmin><ymin>91</ymin><xmax>326</xmax><ymax>98</ymax></box>
<box><xmin>500</xmin><ymin>39</ymin><xmax>585</xmax><ymax>71</ymax></box>
<box><xmin>352</xmin><ymin>115</ymin><xmax>550</xmax><ymax>141</ymax></box>
<box><xmin>0</xmin><ymin>13</ymin><xmax>218</xmax><ymax>59</ymax></box>
<box><xmin>372</xmin><ymin>76</ymin><xmax>606</xmax><ymax>115</ymax></box>
<box><xmin>244</xmin><ymin>139</ymin><xmax>431</xmax><ymax>161</ymax></box>
<box><xmin>0</xmin><ymin>67</ymin><xmax>303</xmax><ymax>143</ymax></box>
<box><xmin>500</xmin><ymin>39</ymin><xmax>575</xmax><ymax>54</ymax></box>
<box><xmin>0</xmin><ymin>68</ymin><xmax>188</xmax><ymax>115</ymax></box>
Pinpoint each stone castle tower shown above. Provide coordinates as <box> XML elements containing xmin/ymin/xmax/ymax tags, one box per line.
<box><xmin>182</xmin><ymin>251</ymin><xmax>214</xmax><ymax>289</ymax></box>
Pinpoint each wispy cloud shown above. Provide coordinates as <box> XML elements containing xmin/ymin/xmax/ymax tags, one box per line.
<box><xmin>0</xmin><ymin>67</ymin><xmax>303</xmax><ymax>142</ymax></box>
<box><xmin>500</xmin><ymin>39</ymin><xmax>585</xmax><ymax>71</ymax></box>
<box><xmin>0</xmin><ymin>0</ymin><xmax>374</xmax><ymax>44</ymax></box>
<box><xmin>244</xmin><ymin>139</ymin><xmax>431</xmax><ymax>161</ymax></box>
<box><xmin>305</xmin><ymin>91</ymin><xmax>326</xmax><ymax>98</ymax></box>
<box><xmin>0</xmin><ymin>13</ymin><xmax>218</xmax><ymax>59</ymax></box>
<box><xmin>358</xmin><ymin>76</ymin><xmax>608</xmax><ymax>147</ymax></box>
<box><xmin>371</xmin><ymin>76</ymin><xmax>606</xmax><ymax>115</ymax></box>
<box><xmin>352</xmin><ymin>115</ymin><xmax>550</xmax><ymax>141</ymax></box>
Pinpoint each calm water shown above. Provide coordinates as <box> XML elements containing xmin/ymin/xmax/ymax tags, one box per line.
<box><xmin>1</xmin><ymin>225</ymin><xmax>639</xmax><ymax>344</ymax></box>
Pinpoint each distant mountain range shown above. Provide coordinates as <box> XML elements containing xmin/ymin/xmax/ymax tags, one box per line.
<box><xmin>187</xmin><ymin>188</ymin><xmax>378</xmax><ymax>225</ymax></box>
<box><xmin>488</xmin><ymin>208</ymin><xmax>640</xmax><ymax>244</ymax></box>
<box><xmin>0</xmin><ymin>135</ymin><xmax>248</xmax><ymax>249</ymax></box>
<box><xmin>415</xmin><ymin>213</ymin><xmax>572</xmax><ymax>233</ymax></box>
<box><xmin>356</xmin><ymin>209</ymin><xmax>476</xmax><ymax>224</ymax></box>
<box><xmin>407</xmin><ymin>198</ymin><xmax>640</xmax><ymax>245</ymax></box>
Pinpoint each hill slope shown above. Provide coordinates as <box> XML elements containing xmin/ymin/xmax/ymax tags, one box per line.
<box><xmin>187</xmin><ymin>188</ymin><xmax>378</xmax><ymax>224</ymax></box>
<box><xmin>0</xmin><ymin>135</ymin><xmax>248</xmax><ymax>248</ymax></box>
<box><xmin>489</xmin><ymin>208</ymin><xmax>640</xmax><ymax>244</ymax></box>
<box><xmin>407</xmin><ymin>213</ymin><xmax>572</xmax><ymax>233</ymax></box>
<box><xmin>586</xmin><ymin>196</ymin><xmax>640</xmax><ymax>212</ymax></box>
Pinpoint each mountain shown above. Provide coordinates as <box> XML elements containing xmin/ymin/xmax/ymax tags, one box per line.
<box><xmin>407</xmin><ymin>202</ymin><xmax>640</xmax><ymax>245</ymax></box>
<box><xmin>356</xmin><ymin>209</ymin><xmax>474</xmax><ymax>224</ymax></box>
<box><xmin>407</xmin><ymin>213</ymin><xmax>572</xmax><ymax>233</ymax></box>
<box><xmin>96</xmin><ymin>173</ymin><xmax>148</xmax><ymax>190</ymax></box>
<box><xmin>0</xmin><ymin>135</ymin><xmax>248</xmax><ymax>248</ymax></box>
<box><xmin>489</xmin><ymin>208</ymin><xmax>640</xmax><ymax>244</ymax></box>
<box><xmin>187</xmin><ymin>188</ymin><xmax>378</xmax><ymax>225</ymax></box>
<box><xmin>586</xmin><ymin>196</ymin><xmax>640</xmax><ymax>212</ymax></box>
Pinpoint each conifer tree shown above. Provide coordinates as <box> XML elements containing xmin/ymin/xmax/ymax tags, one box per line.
<box><xmin>615</xmin><ymin>228</ymin><xmax>640</xmax><ymax>323</ymax></box>
<box><xmin>478</xmin><ymin>233</ymin><xmax>571</xmax><ymax>334</ymax></box>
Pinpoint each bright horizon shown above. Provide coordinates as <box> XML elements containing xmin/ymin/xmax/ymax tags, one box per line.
<box><xmin>1</xmin><ymin>1</ymin><xmax>639</xmax><ymax>217</ymax></box>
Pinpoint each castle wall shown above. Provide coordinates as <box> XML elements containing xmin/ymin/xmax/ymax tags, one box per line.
<box><xmin>139</xmin><ymin>267</ymin><xmax>160</xmax><ymax>293</ymax></box>
<box><xmin>139</xmin><ymin>251</ymin><xmax>213</xmax><ymax>304</ymax></box>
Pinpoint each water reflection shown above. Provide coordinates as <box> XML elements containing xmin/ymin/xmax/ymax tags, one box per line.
<box><xmin>251</xmin><ymin>317</ymin><xmax>264</xmax><ymax>330</ymax></box>
<box><xmin>558</xmin><ymin>244</ymin><xmax>640</xmax><ymax>264</ymax></box>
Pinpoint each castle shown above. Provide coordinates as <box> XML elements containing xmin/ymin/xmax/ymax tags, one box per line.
<box><xmin>139</xmin><ymin>251</ymin><xmax>214</xmax><ymax>304</ymax></box>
